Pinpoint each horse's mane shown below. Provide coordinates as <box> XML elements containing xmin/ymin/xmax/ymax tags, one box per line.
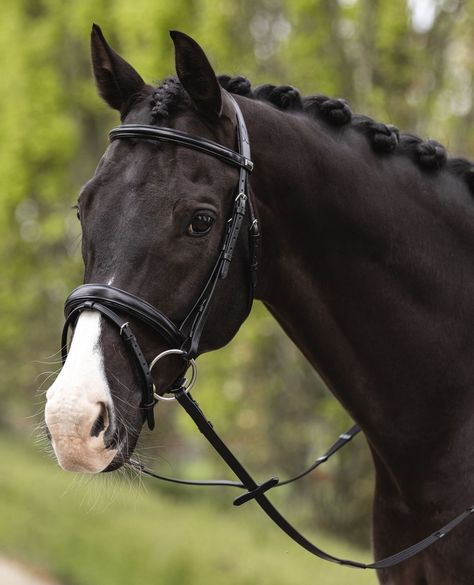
<box><xmin>148</xmin><ymin>75</ymin><xmax>474</xmax><ymax>194</ymax></box>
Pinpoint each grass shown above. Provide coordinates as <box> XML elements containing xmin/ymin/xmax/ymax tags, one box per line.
<box><xmin>0</xmin><ymin>433</ymin><xmax>378</xmax><ymax>585</ymax></box>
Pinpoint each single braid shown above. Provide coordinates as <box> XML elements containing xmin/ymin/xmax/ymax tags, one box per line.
<box><xmin>217</xmin><ymin>75</ymin><xmax>253</xmax><ymax>97</ymax></box>
<box><xmin>254</xmin><ymin>84</ymin><xmax>303</xmax><ymax>111</ymax></box>
<box><xmin>398</xmin><ymin>134</ymin><xmax>447</xmax><ymax>171</ymax></box>
<box><xmin>352</xmin><ymin>116</ymin><xmax>399</xmax><ymax>153</ymax></box>
<box><xmin>416</xmin><ymin>139</ymin><xmax>447</xmax><ymax>170</ymax></box>
<box><xmin>151</xmin><ymin>76</ymin><xmax>185</xmax><ymax>123</ymax></box>
<box><xmin>372</xmin><ymin>123</ymin><xmax>400</xmax><ymax>153</ymax></box>
<box><xmin>303</xmin><ymin>96</ymin><xmax>352</xmax><ymax>126</ymax></box>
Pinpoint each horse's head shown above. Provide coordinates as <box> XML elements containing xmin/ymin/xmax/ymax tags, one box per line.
<box><xmin>45</xmin><ymin>26</ymin><xmax>255</xmax><ymax>473</ymax></box>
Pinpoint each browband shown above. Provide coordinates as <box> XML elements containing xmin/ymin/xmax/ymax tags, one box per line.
<box><xmin>109</xmin><ymin>124</ymin><xmax>254</xmax><ymax>172</ymax></box>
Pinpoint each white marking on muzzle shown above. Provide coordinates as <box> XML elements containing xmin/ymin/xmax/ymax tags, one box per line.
<box><xmin>45</xmin><ymin>312</ymin><xmax>117</xmax><ymax>473</ymax></box>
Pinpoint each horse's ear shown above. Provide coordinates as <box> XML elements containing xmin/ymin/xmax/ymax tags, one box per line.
<box><xmin>170</xmin><ymin>30</ymin><xmax>223</xmax><ymax>119</ymax></box>
<box><xmin>90</xmin><ymin>24</ymin><xmax>145</xmax><ymax>112</ymax></box>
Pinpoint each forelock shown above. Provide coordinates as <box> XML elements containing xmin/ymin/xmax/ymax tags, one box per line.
<box><xmin>150</xmin><ymin>76</ymin><xmax>189</xmax><ymax>123</ymax></box>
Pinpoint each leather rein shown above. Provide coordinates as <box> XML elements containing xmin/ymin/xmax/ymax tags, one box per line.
<box><xmin>61</xmin><ymin>96</ymin><xmax>474</xmax><ymax>570</ymax></box>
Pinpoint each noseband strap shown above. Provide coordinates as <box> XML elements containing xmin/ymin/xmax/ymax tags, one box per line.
<box><xmin>62</xmin><ymin>285</ymin><xmax>186</xmax><ymax>431</ymax></box>
<box><xmin>65</xmin><ymin>284</ymin><xmax>184</xmax><ymax>347</ymax></box>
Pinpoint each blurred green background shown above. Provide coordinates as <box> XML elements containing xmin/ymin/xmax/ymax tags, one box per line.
<box><xmin>1</xmin><ymin>0</ymin><xmax>474</xmax><ymax>583</ymax></box>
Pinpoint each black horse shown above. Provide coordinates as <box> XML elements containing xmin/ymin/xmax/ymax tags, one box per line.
<box><xmin>45</xmin><ymin>25</ymin><xmax>474</xmax><ymax>584</ymax></box>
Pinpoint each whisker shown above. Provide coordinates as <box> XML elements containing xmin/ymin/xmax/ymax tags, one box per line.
<box><xmin>106</xmin><ymin>371</ymin><xmax>138</xmax><ymax>410</ymax></box>
<box><xmin>34</xmin><ymin>347</ymin><xmax>65</xmax><ymax>362</ymax></box>
<box><xmin>35</xmin><ymin>369</ymin><xmax>60</xmax><ymax>388</ymax></box>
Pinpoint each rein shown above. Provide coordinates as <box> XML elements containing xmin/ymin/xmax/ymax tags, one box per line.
<box><xmin>61</xmin><ymin>96</ymin><xmax>474</xmax><ymax>569</ymax></box>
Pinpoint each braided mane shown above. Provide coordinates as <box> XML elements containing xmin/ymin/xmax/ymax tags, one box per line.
<box><xmin>149</xmin><ymin>75</ymin><xmax>474</xmax><ymax>194</ymax></box>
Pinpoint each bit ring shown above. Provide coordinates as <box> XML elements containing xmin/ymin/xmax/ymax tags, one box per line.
<box><xmin>149</xmin><ymin>349</ymin><xmax>197</xmax><ymax>402</ymax></box>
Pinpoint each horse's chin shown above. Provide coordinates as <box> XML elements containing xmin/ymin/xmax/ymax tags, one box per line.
<box><xmin>101</xmin><ymin>426</ymin><xmax>141</xmax><ymax>472</ymax></box>
<box><xmin>103</xmin><ymin>458</ymin><xmax>128</xmax><ymax>472</ymax></box>
<box><xmin>103</xmin><ymin>450</ymin><xmax>134</xmax><ymax>472</ymax></box>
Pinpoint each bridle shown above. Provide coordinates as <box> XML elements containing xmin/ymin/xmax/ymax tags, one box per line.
<box><xmin>62</xmin><ymin>95</ymin><xmax>257</xmax><ymax>431</ymax></box>
<box><xmin>60</xmin><ymin>96</ymin><xmax>474</xmax><ymax>570</ymax></box>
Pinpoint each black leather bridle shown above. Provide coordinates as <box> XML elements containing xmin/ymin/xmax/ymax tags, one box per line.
<box><xmin>60</xmin><ymin>96</ymin><xmax>474</xmax><ymax>570</ymax></box>
<box><xmin>62</xmin><ymin>95</ymin><xmax>258</xmax><ymax>430</ymax></box>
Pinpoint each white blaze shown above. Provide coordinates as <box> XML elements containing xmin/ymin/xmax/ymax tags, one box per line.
<box><xmin>45</xmin><ymin>312</ymin><xmax>117</xmax><ymax>473</ymax></box>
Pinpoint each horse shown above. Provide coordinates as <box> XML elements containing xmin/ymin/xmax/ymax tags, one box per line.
<box><xmin>44</xmin><ymin>24</ymin><xmax>474</xmax><ymax>585</ymax></box>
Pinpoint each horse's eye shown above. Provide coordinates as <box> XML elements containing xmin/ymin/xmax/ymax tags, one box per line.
<box><xmin>73</xmin><ymin>204</ymin><xmax>81</xmax><ymax>221</ymax></box>
<box><xmin>187</xmin><ymin>212</ymin><xmax>215</xmax><ymax>236</ymax></box>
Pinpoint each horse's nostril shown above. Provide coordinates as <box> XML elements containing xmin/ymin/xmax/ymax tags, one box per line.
<box><xmin>90</xmin><ymin>402</ymin><xmax>108</xmax><ymax>438</ymax></box>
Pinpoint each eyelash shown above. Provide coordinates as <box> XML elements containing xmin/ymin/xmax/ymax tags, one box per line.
<box><xmin>186</xmin><ymin>212</ymin><xmax>215</xmax><ymax>236</ymax></box>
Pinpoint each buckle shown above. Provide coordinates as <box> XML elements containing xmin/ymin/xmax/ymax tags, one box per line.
<box><xmin>243</xmin><ymin>158</ymin><xmax>254</xmax><ymax>172</ymax></box>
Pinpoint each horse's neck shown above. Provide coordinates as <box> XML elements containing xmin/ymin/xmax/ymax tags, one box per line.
<box><xmin>249</xmin><ymin>103</ymin><xmax>474</xmax><ymax>491</ymax></box>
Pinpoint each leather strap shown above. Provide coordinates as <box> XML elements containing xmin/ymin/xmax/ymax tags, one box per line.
<box><xmin>229</xmin><ymin>94</ymin><xmax>259</xmax><ymax>290</ymax></box>
<box><xmin>130</xmin><ymin>423</ymin><xmax>361</xmax><ymax>491</ymax></box>
<box><xmin>172</xmin><ymin>388</ymin><xmax>474</xmax><ymax>569</ymax></box>
<box><xmin>109</xmin><ymin>124</ymin><xmax>254</xmax><ymax>172</ymax></box>
<box><xmin>65</xmin><ymin>284</ymin><xmax>184</xmax><ymax>348</ymax></box>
